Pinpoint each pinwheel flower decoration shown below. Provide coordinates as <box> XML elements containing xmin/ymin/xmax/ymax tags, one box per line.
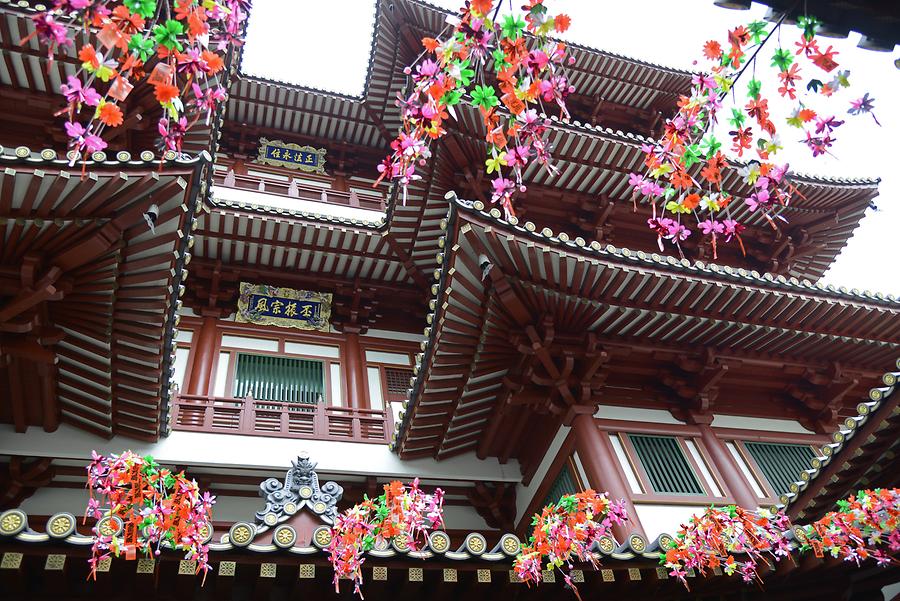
<box><xmin>26</xmin><ymin>0</ymin><xmax>249</xmax><ymax>162</ymax></box>
<box><xmin>85</xmin><ymin>450</ymin><xmax>215</xmax><ymax>580</ymax></box>
<box><xmin>376</xmin><ymin>0</ymin><xmax>574</xmax><ymax>217</ymax></box>
<box><xmin>328</xmin><ymin>479</ymin><xmax>444</xmax><ymax>598</ymax></box>
<box><xmin>514</xmin><ymin>490</ymin><xmax>628</xmax><ymax>597</ymax></box>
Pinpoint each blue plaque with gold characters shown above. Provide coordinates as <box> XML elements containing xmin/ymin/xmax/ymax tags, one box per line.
<box><xmin>256</xmin><ymin>138</ymin><xmax>327</xmax><ymax>174</ymax></box>
<box><xmin>236</xmin><ymin>283</ymin><xmax>332</xmax><ymax>331</ymax></box>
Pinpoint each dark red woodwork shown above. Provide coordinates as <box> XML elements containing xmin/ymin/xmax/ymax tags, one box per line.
<box><xmin>696</xmin><ymin>423</ymin><xmax>759</xmax><ymax>509</ymax></box>
<box><xmin>171</xmin><ymin>393</ymin><xmax>393</xmax><ymax>444</ymax></box>
<box><xmin>185</xmin><ymin>315</ymin><xmax>218</xmax><ymax>396</ymax></box>
<box><xmin>343</xmin><ymin>330</ymin><xmax>368</xmax><ymax>409</ymax></box>
<box><xmin>571</xmin><ymin>413</ymin><xmax>645</xmax><ymax>540</ymax></box>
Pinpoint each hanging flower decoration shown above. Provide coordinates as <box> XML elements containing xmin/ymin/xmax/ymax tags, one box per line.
<box><xmin>631</xmin><ymin>14</ymin><xmax>878</xmax><ymax>259</ymax></box>
<box><xmin>660</xmin><ymin>505</ymin><xmax>792</xmax><ymax>587</ymax></box>
<box><xmin>798</xmin><ymin>488</ymin><xmax>900</xmax><ymax>567</ymax></box>
<box><xmin>328</xmin><ymin>479</ymin><xmax>444</xmax><ymax>598</ymax></box>
<box><xmin>661</xmin><ymin>489</ymin><xmax>900</xmax><ymax>590</ymax></box>
<box><xmin>85</xmin><ymin>450</ymin><xmax>215</xmax><ymax>580</ymax></box>
<box><xmin>25</xmin><ymin>0</ymin><xmax>249</xmax><ymax>162</ymax></box>
<box><xmin>513</xmin><ymin>490</ymin><xmax>628</xmax><ymax>597</ymax></box>
<box><xmin>375</xmin><ymin>0</ymin><xmax>574</xmax><ymax>217</ymax></box>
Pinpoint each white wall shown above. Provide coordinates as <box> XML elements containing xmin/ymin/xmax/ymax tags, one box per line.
<box><xmin>0</xmin><ymin>425</ymin><xmax>521</xmax><ymax>483</ymax></box>
<box><xmin>514</xmin><ymin>424</ymin><xmax>569</xmax><ymax>524</ymax></box>
<box><xmin>212</xmin><ymin>186</ymin><xmax>385</xmax><ymax>223</ymax></box>
<box><xmin>710</xmin><ymin>414</ymin><xmax>813</xmax><ymax>434</ymax></box>
<box><xmin>635</xmin><ymin>504</ymin><xmax>707</xmax><ymax>541</ymax></box>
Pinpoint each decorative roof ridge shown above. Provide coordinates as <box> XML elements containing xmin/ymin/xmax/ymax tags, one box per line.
<box><xmin>777</xmin><ymin>359</ymin><xmax>900</xmax><ymax>514</ymax></box>
<box><xmin>0</xmin><ymin>508</ymin><xmax>667</xmax><ymax>563</ymax></box>
<box><xmin>0</xmin><ymin>146</ymin><xmax>210</xmax><ymax>169</ymax></box>
<box><xmin>445</xmin><ymin>191</ymin><xmax>900</xmax><ymax>307</ymax></box>
<box><xmin>208</xmin><ymin>196</ymin><xmax>387</xmax><ymax>230</ymax></box>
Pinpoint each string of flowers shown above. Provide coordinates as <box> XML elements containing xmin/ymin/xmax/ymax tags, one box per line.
<box><xmin>26</xmin><ymin>0</ymin><xmax>249</xmax><ymax>162</ymax></box>
<box><xmin>660</xmin><ymin>505</ymin><xmax>792</xmax><ymax>588</ymax></box>
<box><xmin>513</xmin><ymin>490</ymin><xmax>628</xmax><ymax>598</ymax></box>
<box><xmin>375</xmin><ymin>0</ymin><xmax>574</xmax><ymax>217</ymax></box>
<box><xmin>661</xmin><ymin>488</ymin><xmax>900</xmax><ymax>590</ymax></box>
<box><xmin>85</xmin><ymin>450</ymin><xmax>216</xmax><ymax>580</ymax></box>
<box><xmin>328</xmin><ymin>479</ymin><xmax>444</xmax><ymax>598</ymax></box>
<box><xmin>797</xmin><ymin>488</ymin><xmax>900</xmax><ymax>567</ymax></box>
<box><xmin>632</xmin><ymin>13</ymin><xmax>879</xmax><ymax>259</ymax></box>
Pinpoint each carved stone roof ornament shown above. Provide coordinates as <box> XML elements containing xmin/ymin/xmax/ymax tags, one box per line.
<box><xmin>254</xmin><ymin>453</ymin><xmax>343</xmax><ymax>527</ymax></box>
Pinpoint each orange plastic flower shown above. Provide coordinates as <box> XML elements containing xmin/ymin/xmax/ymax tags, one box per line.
<box><xmin>98</xmin><ymin>102</ymin><xmax>124</xmax><ymax>127</ymax></box>
<box><xmin>470</xmin><ymin>0</ymin><xmax>493</xmax><ymax>16</ymax></box>
<box><xmin>202</xmin><ymin>50</ymin><xmax>224</xmax><ymax>74</ymax></box>
<box><xmin>554</xmin><ymin>14</ymin><xmax>571</xmax><ymax>33</ymax></box>
<box><xmin>154</xmin><ymin>83</ymin><xmax>179</xmax><ymax>105</ymax></box>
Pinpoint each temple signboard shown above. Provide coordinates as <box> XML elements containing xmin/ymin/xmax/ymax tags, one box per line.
<box><xmin>256</xmin><ymin>138</ymin><xmax>326</xmax><ymax>173</ymax></box>
<box><xmin>236</xmin><ymin>283</ymin><xmax>331</xmax><ymax>331</ymax></box>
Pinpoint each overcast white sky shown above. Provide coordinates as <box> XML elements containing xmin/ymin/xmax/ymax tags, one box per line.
<box><xmin>241</xmin><ymin>0</ymin><xmax>899</xmax><ymax>294</ymax></box>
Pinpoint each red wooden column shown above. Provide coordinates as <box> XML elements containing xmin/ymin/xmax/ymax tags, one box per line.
<box><xmin>696</xmin><ymin>423</ymin><xmax>759</xmax><ymax>509</ymax></box>
<box><xmin>343</xmin><ymin>328</ymin><xmax>368</xmax><ymax>409</ymax></box>
<box><xmin>185</xmin><ymin>314</ymin><xmax>219</xmax><ymax>396</ymax></box>
<box><xmin>570</xmin><ymin>412</ymin><xmax>645</xmax><ymax>541</ymax></box>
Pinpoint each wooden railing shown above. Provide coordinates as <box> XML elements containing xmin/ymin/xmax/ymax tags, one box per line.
<box><xmin>212</xmin><ymin>170</ymin><xmax>385</xmax><ymax>212</ymax></box>
<box><xmin>171</xmin><ymin>394</ymin><xmax>393</xmax><ymax>444</ymax></box>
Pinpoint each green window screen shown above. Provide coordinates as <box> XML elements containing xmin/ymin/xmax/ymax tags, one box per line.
<box><xmin>629</xmin><ymin>435</ymin><xmax>704</xmax><ymax>495</ymax></box>
<box><xmin>541</xmin><ymin>461</ymin><xmax>580</xmax><ymax>508</ymax></box>
<box><xmin>233</xmin><ymin>353</ymin><xmax>324</xmax><ymax>405</ymax></box>
<box><xmin>744</xmin><ymin>442</ymin><xmax>815</xmax><ymax>496</ymax></box>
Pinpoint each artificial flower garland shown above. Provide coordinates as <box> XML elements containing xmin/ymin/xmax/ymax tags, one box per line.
<box><xmin>27</xmin><ymin>0</ymin><xmax>249</xmax><ymax>160</ymax></box>
<box><xmin>513</xmin><ymin>490</ymin><xmax>628</xmax><ymax>597</ymax></box>
<box><xmin>375</xmin><ymin>0</ymin><xmax>574</xmax><ymax>216</ymax></box>
<box><xmin>661</xmin><ymin>488</ymin><xmax>900</xmax><ymax>589</ymax></box>
<box><xmin>328</xmin><ymin>479</ymin><xmax>444</xmax><ymax>598</ymax></box>
<box><xmin>85</xmin><ymin>450</ymin><xmax>216</xmax><ymax>579</ymax></box>
<box><xmin>631</xmin><ymin>14</ymin><xmax>879</xmax><ymax>258</ymax></box>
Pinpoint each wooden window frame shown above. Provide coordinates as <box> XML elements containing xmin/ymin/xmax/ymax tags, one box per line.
<box><xmin>731</xmin><ymin>439</ymin><xmax>820</xmax><ymax>503</ymax></box>
<box><xmin>595</xmin><ymin>420</ymin><xmax>731</xmax><ymax>505</ymax></box>
<box><xmin>619</xmin><ymin>433</ymin><xmax>727</xmax><ymax>505</ymax></box>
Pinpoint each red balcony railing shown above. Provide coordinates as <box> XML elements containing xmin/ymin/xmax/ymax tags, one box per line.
<box><xmin>171</xmin><ymin>394</ymin><xmax>393</xmax><ymax>444</ymax></box>
<box><xmin>212</xmin><ymin>170</ymin><xmax>385</xmax><ymax>212</ymax></box>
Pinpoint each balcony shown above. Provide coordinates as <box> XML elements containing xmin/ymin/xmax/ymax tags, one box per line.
<box><xmin>171</xmin><ymin>394</ymin><xmax>394</xmax><ymax>444</ymax></box>
<box><xmin>212</xmin><ymin>169</ymin><xmax>385</xmax><ymax>212</ymax></box>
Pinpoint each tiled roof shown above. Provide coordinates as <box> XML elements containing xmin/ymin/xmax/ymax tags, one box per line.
<box><xmin>779</xmin><ymin>358</ymin><xmax>900</xmax><ymax>519</ymax></box>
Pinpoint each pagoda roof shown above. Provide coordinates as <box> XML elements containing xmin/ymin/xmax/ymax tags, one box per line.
<box><xmin>392</xmin><ymin>192</ymin><xmax>899</xmax><ymax>460</ymax></box>
<box><xmin>0</xmin><ymin>3</ymin><xmax>222</xmax><ymax>156</ymax></box>
<box><xmin>226</xmin><ymin>0</ymin><xmax>696</xmax><ymax>152</ymax></box>
<box><xmin>0</xmin><ymin>147</ymin><xmax>205</xmax><ymax>440</ymax></box>
<box><xmin>186</xmin><ymin>192</ymin><xmax>424</xmax><ymax>330</ymax></box>
<box><xmin>780</xmin><ymin>358</ymin><xmax>900</xmax><ymax>521</ymax></box>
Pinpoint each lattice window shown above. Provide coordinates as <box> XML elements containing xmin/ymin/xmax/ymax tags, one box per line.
<box><xmin>541</xmin><ymin>460</ymin><xmax>581</xmax><ymax>508</ymax></box>
<box><xmin>744</xmin><ymin>442</ymin><xmax>816</xmax><ymax>496</ymax></box>
<box><xmin>232</xmin><ymin>353</ymin><xmax>324</xmax><ymax>406</ymax></box>
<box><xmin>629</xmin><ymin>435</ymin><xmax>705</xmax><ymax>495</ymax></box>
<box><xmin>384</xmin><ymin>367</ymin><xmax>413</xmax><ymax>402</ymax></box>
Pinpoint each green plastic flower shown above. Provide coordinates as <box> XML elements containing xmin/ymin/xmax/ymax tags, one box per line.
<box><xmin>771</xmin><ymin>47</ymin><xmax>793</xmax><ymax>71</ymax></box>
<box><xmin>124</xmin><ymin>0</ymin><xmax>157</xmax><ymax>19</ymax></box>
<box><xmin>471</xmin><ymin>84</ymin><xmax>498</xmax><ymax>109</ymax></box>
<box><xmin>500</xmin><ymin>14</ymin><xmax>526</xmax><ymax>40</ymax></box>
<box><xmin>747</xmin><ymin>78</ymin><xmax>762</xmax><ymax>99</ymax></box>
<box><xmin>128</xmin><ymin>34</ymin><xmax>155</xmax><ymax>62</ymax></box>
<box><xmin>153</xmin><ymin>19</ymin><xmax>184</xmax><ymax>52</ymax></box>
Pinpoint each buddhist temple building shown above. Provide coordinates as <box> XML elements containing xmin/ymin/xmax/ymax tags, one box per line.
<box><xmin>0</xmin><ymin>0</ymin><xmax>898</xmax><ymax>599</ymax></box>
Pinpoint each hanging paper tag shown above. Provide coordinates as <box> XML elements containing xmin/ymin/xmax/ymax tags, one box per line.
<box><xmin>108</xmin><ymin>77</ymin><xmax>134</xmax><ymax>102</ymax></box>
<box><xmin>810</xmin><ymin>539</ymin><xmax>823</xmax><ymax>558</ymax></box>
<box><xmin>148</xmin><ymin>62</ymin><xmax>174</xmax><ymax>86</ymax></box>
<box><xmin>97</xmin><ymin>24</ymin><xmax>123</xmax><ymax>50</ymax></box>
